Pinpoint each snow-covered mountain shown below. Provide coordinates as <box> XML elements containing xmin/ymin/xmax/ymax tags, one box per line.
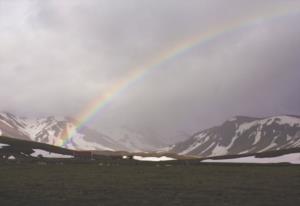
<box><xmin>0</xmin><ymin>112</ymin><xmax>159</xmax><ymax>151</ymax></box>
<box><xmin>170</xmin><ymin>115</ymin><xmax>300</xmax><ymax>157</ymax></box>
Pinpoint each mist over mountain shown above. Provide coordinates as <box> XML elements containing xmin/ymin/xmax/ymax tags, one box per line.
<box><xmin>0</xmin><ymin>112</ymin><xmax>166</xmax><ymax>152</ymax></box>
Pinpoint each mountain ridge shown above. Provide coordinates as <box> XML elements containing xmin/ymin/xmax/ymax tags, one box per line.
<box><xmin>0</xmin><ymin>112</ymin><xmax>163</xmax><ymax>152</ymax></box>
<box><xmin>170</xmin><ymin>115</ymin><xmax>300</xmax><ymax>157</ymax></box>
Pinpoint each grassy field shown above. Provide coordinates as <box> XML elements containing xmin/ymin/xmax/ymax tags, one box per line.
<box><xmin>0</xmin><ymin>161</ymin><xmax>299</xmax><ymax>206</ymax></box>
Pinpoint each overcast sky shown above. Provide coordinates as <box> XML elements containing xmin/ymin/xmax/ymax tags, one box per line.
<box><xmin>1</xmin><ymin>0</ymin><xmax>300</xmax><ymax>142</ymax></box>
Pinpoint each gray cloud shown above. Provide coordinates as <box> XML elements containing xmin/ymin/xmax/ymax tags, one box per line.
<box><xmin>0</xmin><ymin>0</ymin><xmax>300</xmax><ymax>142</ymax></box>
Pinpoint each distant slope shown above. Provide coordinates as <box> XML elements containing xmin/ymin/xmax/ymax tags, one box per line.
<box><xmin>0</xmin><ymin>112</ymin><xmax>31</xmax><ymax>140</ymax></box>
<box><xmin>0</xmin><ymin>112</ymin><xmax>165</xmax><ymax>152</ymax></box>
<box><xmin>0</xmin><ymin>112</ymin><xmax>125</xmax><ymax>151</ymax></box>
<box><xmin>171</xmin><ymin>115</ymin><xmax>300</xmax><ymax>157</ymax></box>
<box><xmin>101</xmin><ymin>126</ymin><xmax>165</xmax><ymax>152</ymax></box>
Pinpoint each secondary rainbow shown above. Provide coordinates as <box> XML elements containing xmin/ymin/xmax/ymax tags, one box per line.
<box><xmin>61</xmin><ymin>6</ymin><xmax>300</xmax><ymax>147</ymax></box>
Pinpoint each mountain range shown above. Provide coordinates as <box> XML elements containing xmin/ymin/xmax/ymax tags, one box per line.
<box><xmin>170</xmin><ymin>115</ymin><xmax>300</xmax><ymax>157</ymax></box>
<box><xmin>0</xmin><ymin>112</ymin><xmax>164</xmax><ymax>152</ymax></box>
<box><xmin>1</xmin><ymin>112</ymin><xmax>300</xmax><ymax>162</ymax></box>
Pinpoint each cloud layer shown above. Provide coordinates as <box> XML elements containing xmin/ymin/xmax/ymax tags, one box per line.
<box><xmin>1</xmin><ymin>0</ymin><xmax>300</xmax><ymax>141</ymax></box>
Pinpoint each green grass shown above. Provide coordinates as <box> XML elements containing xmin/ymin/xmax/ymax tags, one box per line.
<box><xmin>0</xmin><ymin>162</ymin><xmax>299</xmax><ymax>206</ymax></box>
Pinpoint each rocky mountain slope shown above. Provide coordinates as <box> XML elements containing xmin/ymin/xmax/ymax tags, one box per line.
<box><xmin>170</xmin><ymin>115</ymin><xmax>300</xmax><ymax>157</ymax></box>
<box><xmin>0</xmin><ymin>112</ymin><xmax>161</xmax><ymax>151</ymax></box>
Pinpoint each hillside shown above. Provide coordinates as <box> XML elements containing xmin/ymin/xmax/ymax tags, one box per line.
<box><xmin>0</xmin><ymin>112</ymin><xmax>164</xmax><ymax>152</ymax></box>
<box><xmin>171</xmin><ymin>115</ymin><xmax>300</xmax><ymax>157</ymax></box>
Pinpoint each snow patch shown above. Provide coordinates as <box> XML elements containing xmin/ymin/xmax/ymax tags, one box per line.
<box><xmin>8</xmin><ymin>155</ymin><xmax>16</xmax><ymax>160</ymax></box>
<box><xmin>0</xmin><ymin>143</ymin><xmax>9</xmax><ymax>148</ymax></box>
<box><xmin>0</xmin><ymin>119</ymin><xmax>13</xmax><ymax>128</ymax></box>
<box><xmin>253</xmin><ymin>130</ymin><xmax>262</xmax><ymax>145</ymax></box>
<box><xmin>202</xmin><ymin>153</ymin><xmax>300</xmax><ymax>164</ymax></box>
<box><xmin>211</xmin><ymin>144</ymin><xmax>228</xmax><ymax>156</ymax></box>
<box><xmin>275</xmin><ymin>116</ymin><xmax>300</xmax><ymax>126</ymax></box>
<box><xmin>200</xmin><ymin>142</ymin><xmax>216</xmax><ymax>155</ymax></box>
<box><xmin>179</xmin><ymin>141</ymin><xmax>202</xmax><ymax>155</ymax></box>
<box><xmin>31</xmin><ymin>149</ymin><xmax>74</xmax><ymax>158</ymax></box>
<box><xmin>260</xmin><ymin>140</ymin><xmax>277</xmax><ymax>152</ymax></box>
<box><xmin>179</xmin><ymin>133</ymin><xmax>209</xmax><ymax>155</ymax></box>
<box><xmin>237</xmin><ymin>121</ymin><xmax>258</xmax><ymax>134</ymax></box>
<box><xmin>133</xmin><ymin>156</ymin><xmax>176</xmax><ymax>161</ymax></box>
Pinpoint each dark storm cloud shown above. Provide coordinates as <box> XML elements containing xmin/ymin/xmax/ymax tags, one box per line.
<box><xmin>0</xmin><ymin>0</ymin><xmax>300</xmax><ymax>142</ymax></box>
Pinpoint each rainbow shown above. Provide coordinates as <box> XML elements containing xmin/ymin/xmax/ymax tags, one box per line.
<box><xmin>61</xmin><ymin>6</ymin><xmax>300</xmax><ymax>147</ymax></box>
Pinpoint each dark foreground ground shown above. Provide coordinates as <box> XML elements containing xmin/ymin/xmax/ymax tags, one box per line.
<box><xmin>0</xmin><ymin>161</ymin><xmax>299</xmax><ymax>206</ymax></box>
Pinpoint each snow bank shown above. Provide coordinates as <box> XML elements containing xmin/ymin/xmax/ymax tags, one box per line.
<box><xmin>31</xmin><ymin>149</ymin><xmax>74</xmax><ymax>158</ymax></box>
<box><xmin>0</xmin><ymin>143</ymin><xmax>9</xmax><ymax>149</ymax></box>
<box><xmin>133</xmin><ymin>156</ymin><xmax>176</xmax><ymax>161</ymax></box>
<box><xmin>202</xmin><ymin>153</ymin><xmax>300</xmax><ymax>164</ymax></box>
<box><xmin>8</xmin><ymin>155</ymin><xmax>16</xmax><ymax>160</ymax></box>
